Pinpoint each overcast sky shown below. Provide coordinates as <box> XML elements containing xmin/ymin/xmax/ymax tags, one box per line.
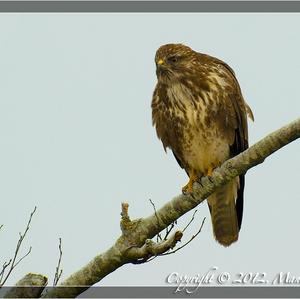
<box><xmin>0</xmin><ymin>13</ymin><xmax>300</xmax><ymax>288</ymax></box>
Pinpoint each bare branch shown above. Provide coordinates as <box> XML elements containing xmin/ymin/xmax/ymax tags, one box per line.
<box><xmin>0</xmin><ymin>261</ymin><xmax>11</xmax><ymax>284</ymax></box>
<box><xmin>133</xmin><ymin>210</ymin><xmax>199</xmax><ymax>264</ymax></box>
<box><xmin>41</xmin><ymin>118</ymin><xmax>300</xmax><ymax>298</ymax></box>
<box><xmin>182</xmin><ymin>209</ymin><xmax>198</xmax><ymax>233</ymax></box>
<box><xmin>149</xmin><ymin>199</ymin><xmax>162</xmax><ymax>242</ymax></box>
<box><xmin>0</xmin><ymin>207</ymin><xmax>37</xmax><ymax>287</ymax></box>
<box><xmin>161</xmin><ymin>217</ymin><xmax>206</xmax><ymax>256</ymax></box>
<box><xmin>127</xmin><ymin>230</ymin><xmax>183</xmax><ymax>263</ymax></box>
<box><xmin>163</xmin><ymin>222</ymin><xmax>175</xmax><ymax>241</ymax></box>
<box><xmin>13</xmin><ymin>247</ymin><xmax>32</xmax><ymax>269</ymax></box>
<box><xmin>53</xmin><ymin>238</ymin><xmax>63</xmax><ymax>286</ymax></box>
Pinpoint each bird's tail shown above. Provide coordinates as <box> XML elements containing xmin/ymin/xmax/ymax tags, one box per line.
<box><xmin>207</xmin><ymin>178</ymin><xmax>240</xmax><ymax>247</ymax></box>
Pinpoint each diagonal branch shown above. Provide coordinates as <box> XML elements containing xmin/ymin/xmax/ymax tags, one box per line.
<box><xmin>38</xmin><ymin>117</ymin><xmax>299</xmax><ymax>298</ymax></box>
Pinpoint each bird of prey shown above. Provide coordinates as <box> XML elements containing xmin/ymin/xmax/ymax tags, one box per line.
<box><xmin>151</xmin><ymin>43</ymin><xmax>253</xmax><ymax>246</ymax></box>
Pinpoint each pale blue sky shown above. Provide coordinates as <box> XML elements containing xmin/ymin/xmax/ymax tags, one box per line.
<box><xmin>0</xmin><ymin>13</ymin><xmax>299</xmax><ymax>287</ymax></box>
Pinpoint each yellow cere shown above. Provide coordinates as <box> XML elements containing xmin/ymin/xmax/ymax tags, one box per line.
<box><xmin>157</xmin><ymin>59</ymin><xmax>164</xmax><ymax>65</ymax></box>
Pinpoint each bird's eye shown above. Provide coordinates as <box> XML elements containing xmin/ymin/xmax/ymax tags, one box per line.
<box><xmin>167</xmin><ymin>56</ymin><xmax>179</xmax><ymax>64</ymax></box>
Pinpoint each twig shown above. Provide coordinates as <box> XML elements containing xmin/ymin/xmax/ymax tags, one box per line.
<box><xmin>0</xmin><ymin>207</ymin><xmax>37</xmax><ymax>287</ymax></box>
<box><xmin>53</xmin><ymin>238</ymin><xmax>63</xmax><ymax>286</ymax></box>
<box><xmin>164</xmin><ymin>209</ymin><xmax>197</xmax><ymax>241</ymax></box>
<box><xmin>140</xmin><ymin>215</ymin><xmax>205</xmax><ymax>262</ymax></box>
<box><xmin>161</xmin><ymin>217</ymin><xmax>206</xmax><ymax>256</ymax></box>
<box><xmin>149</xmin><ymin>199</ymin><xmax>162</xmax><ymax>242</ymax></box>
<box><xmin>164</xmin><ymin>222</ymin><xmax>175</xmax><ymax>240</ymax></box>
<box><xmin>127</xmin><ymin>230</ymin><xmax>183</xmax><ymax>264</ymax></box>
<box><xmin>182</xmin><ymin>209</ymin><xmax>198</xmax><ymax>233</ymax></box>
<box><xmin>136</xmin><ymin>210</ymin><xmax>198</xmax><ymax>263</ymax></box>
<box><xmin>0</xmin><ymin>225</ymin><xmax>3</xmax><ymax>231</ymax></box>
<box><xmin>13</xmin><ymin>247</ymin><xmax>32</xmax><ymax>268</ymax></box>
<box><xmin>0</xmin><ymin>261</ymin><xmax>11</xmax><ymax>284</ymax></box>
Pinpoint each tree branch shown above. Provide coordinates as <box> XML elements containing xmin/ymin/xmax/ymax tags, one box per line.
<box><xmin>4</xmin><ymin>273</ymin><xmax>47</xmax><ymax>298</ymax></box>
<box><xmin>53</xmin><ymin>238</ymin><xmax>63</xmax><ymax>286</ymax></box>
<box><xmin>161</xmin><ymin>217</ymin><xmax>206</xmax><ymax>256</ymax></box>
<box><xmin>23</xmin><ymin>118</ymin><xmax>300</xmax><ymax>298</ymax></box>
<box><xmin>127</xmin><ymin>230</ymin><xmax>183</xmax><ymax>263</ymax></box>
<box><xmin>149</xmin><ymin>199</ymin><xmax>163</xmax><ymax>242</ymax></box>
<box><xmin>0</xmin><ymin>207</ymin><xmax>37</xmax><ymax>287</ymax></box>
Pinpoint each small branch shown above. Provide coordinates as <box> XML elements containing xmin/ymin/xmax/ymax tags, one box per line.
<box><xmin>163</xmin><ymin>222</ymin><xmax>175</xmax><ymax>241</ymax></box>
<box><xmin>53</xmin><ymin>238</ymin><xmax>63</xmax><ymax>286</ymax></box>
<box><xmin>13</xmin><ymin>247</ymin><xmax>32</xmax><ymax>269</ymax></box>
<box><xmin>121</xmin><ymin>202</ymin><xmax>130</xmax><ymax>220</ymax></box>
<box><xmin>0</xmin><ymin>261</ymin><xmax>12</xmax><ymax>284</ymax></box>
<box><xmin>0</xmin><ymin>207</ymin><xmax>37</xmax><ymax>287</ymax></box>
<box><xmin>127</xmin><ymin>230</ymin><xmax>183</xmax><ymax>263</ymax></box>
<box><xmin>149</xmin><ymin>199</ymin><xmax>162</xmax><ymax>242</ymax></box>
<box><xmin>120</xmin><ymin>202</ymin><xmax>143</xmax><ymax>240</ymax></box>
<box><xmin>120</xmin><ymin>202</ymin><xmax>132</xmax><ymax>235</ymax></box>
<box><xmin>164</xmin><ymin>208</ymin><xmax>197</xmax><ymax>242</ymax></box>
<box><xmin>0</xmin><ymin>225</ymin><xmax>3</xmax><ymax>231</ymax></box>
<box><xmin>162</xmin><ymin>217</ymin><xmax>206</xmax><ymax>256</ymax></box>
<box><xmin>132</xmin><ymin>210</ymin><xmax>199</xmax><ymax>264</ymax></box>
<box><xmin>182</xmin><ymin>209</ymin><xmax>198</xmax><ymax>233</ymax></box>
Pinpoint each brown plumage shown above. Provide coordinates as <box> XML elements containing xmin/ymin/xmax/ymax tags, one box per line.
<box><xmin>151</xmin><ymin>43</ymin><xmax>253</xmax><ymax>246</ymax></box>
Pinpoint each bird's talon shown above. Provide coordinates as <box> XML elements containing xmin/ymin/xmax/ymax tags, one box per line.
<box><xmin>197</xmin><ymin>178</ymin><xmax>204</xmax><ymax>188</ymax></box>
<box><xmin>207</xmin><ymin>167</ymin><xmax>214</xmax><ymax>177</ymax></box>
<box><xmin>182</xmin><ymin>171</ymin><xmax>198</xmax><ymax>194</ymax></box>
<box><xmin>182</xmin><ymin>184</ymin><xmax>193</xmax><ymax>195</ymax></box>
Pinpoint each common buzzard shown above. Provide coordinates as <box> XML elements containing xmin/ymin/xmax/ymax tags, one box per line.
<box><xmin>151</xmin><ymin>43</ymin><xmax>253</xmax><ymax>246</ymax></box>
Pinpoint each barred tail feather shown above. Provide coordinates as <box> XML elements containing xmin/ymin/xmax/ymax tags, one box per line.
<box><xmin>207</xmin><ymin>178</ymin><xmax>240</xmax><ymax>247</ymax></box>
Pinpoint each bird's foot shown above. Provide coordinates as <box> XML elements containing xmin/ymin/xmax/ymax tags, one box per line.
<box><xmin>208</xmin><ymin>176</ymin><xmax>214</xmax><ymax>184</ymax></box>
<box><xmin>207</xmin><ymin>166</ymin><xmax>213</xmax><ymax>177</ymax></box>
<box><xmin>182</xmin><ymin>181</ymin><xmax>193</xmax><ymax>194</ymax></box>
<box><xmin>204</xmin><ymin>167</ymin><xmax>215</xmax><ymax>184</ymax></box>
<box><xmin>197</xmin><ymin>176</ymin><xmax>204</xmax><ymax>187</ymax></box>
<box><xmin>182</xmin><ymin>173</ymin><xmax>198</xmax><ymax>194</ymax></box>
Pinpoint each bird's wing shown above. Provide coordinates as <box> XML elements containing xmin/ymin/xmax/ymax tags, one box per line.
<box><xmin>218</xmin><ymin>59</ymin><xmax>252</xmax><ymax>230</ymax></box>
<box><xmin>201</xmin><ymin>53</ymin><xmax>253</xmax><ymax>230</ymax></box>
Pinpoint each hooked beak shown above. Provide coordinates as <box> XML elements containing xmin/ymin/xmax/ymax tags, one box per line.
<box><xmin>156</xmin><ymin>59</ymin><xmax>168</xmax><ymax>77</ymax></box>
<box><xmin>157</xmin><ymin>59</ymin><xmax>164</xmax><ymax>66</ymax></box>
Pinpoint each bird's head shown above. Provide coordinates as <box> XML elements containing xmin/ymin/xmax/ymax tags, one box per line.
<box><xmin>155</xmin><ymin>43</ymin><xmax>198</xmax><ymax>82</ymax></box>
